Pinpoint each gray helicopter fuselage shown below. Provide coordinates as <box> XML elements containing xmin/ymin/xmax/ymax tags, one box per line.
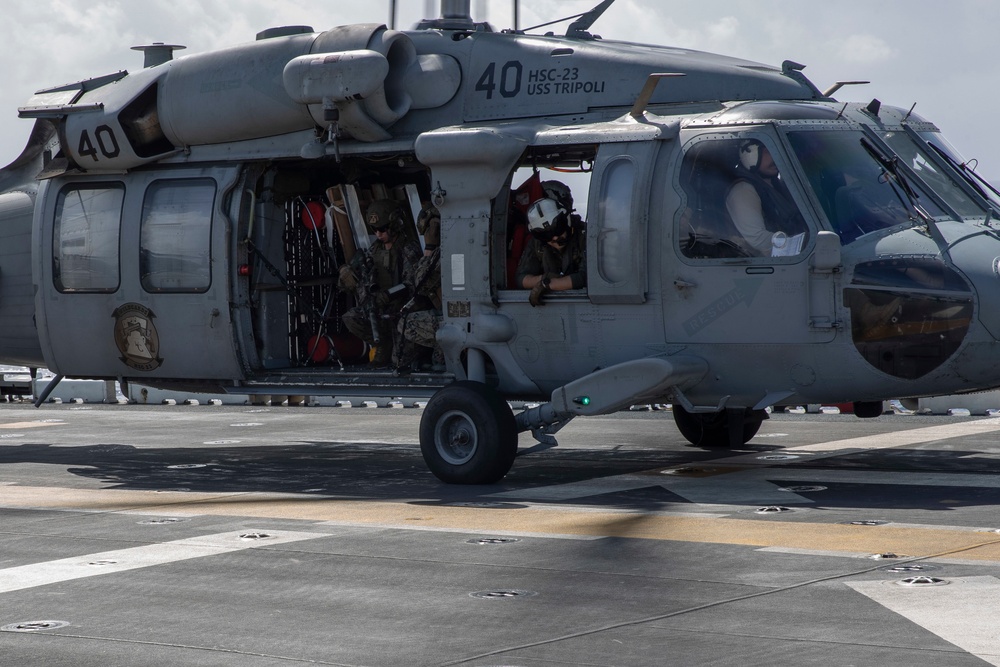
<box><xmin>1</xmin><ymin>19</ymin><xmax>998</xmax><ymax>428</ymax></box>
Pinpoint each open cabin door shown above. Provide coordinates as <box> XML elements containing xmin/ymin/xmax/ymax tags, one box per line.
<box><xmin>236</xmin><ymin>167</ymin><xmax>428</xmax><ymax>373</ymax></box>
<box><xmin>36</xmin><ymin>167</ymin><xmax>243</xmax><ymax>381</ymax></box>
<box><xmin>489</xmin><ymin>139</ymin><xmax>660</xmax><ymax>393</ymax></box>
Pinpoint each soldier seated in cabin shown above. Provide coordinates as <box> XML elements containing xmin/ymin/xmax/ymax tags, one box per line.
<box><xmin>515</xmin><ymin>181</ymin><xmax>587</xmax><ymax>307</ymax></box>
<box><xmin>395</xmin><ymin>204</ymin><xmax>445</xmax><ymax>373</ymax></box>
<box><xmin>337</xmin><ymin>199</ymin><xmax>423</xmax><ymax>366</ymax></box>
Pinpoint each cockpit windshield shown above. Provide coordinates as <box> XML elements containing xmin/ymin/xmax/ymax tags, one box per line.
<box><xmin>877</xmin><ymin>130</ymin><xmax>985</xmax><ymax>219</ymax></box>
<box><xmin>786</xmin><ymin>130</ymin><xmax>984</xmax><ymax>245</ymax></box>
<box><xmin>918</xmin><ymin>131</ymin><xmax>1000</xmax><ymax>212</ymax></box>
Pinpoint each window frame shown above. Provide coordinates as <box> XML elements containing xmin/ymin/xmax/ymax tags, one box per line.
<box><xmin>675</xmin><ymin>128</ymin><xmax>815</xmax><ymax>264</ymax></box>
<box><xmin>52</xmin><ymin>182</ymin><xmax>124</xmax><ymax>293</ymax></box>
<box><xmin>139</xmin><ymin>177</ymin><xmax>217</xmax><ymax>294</ymax></box>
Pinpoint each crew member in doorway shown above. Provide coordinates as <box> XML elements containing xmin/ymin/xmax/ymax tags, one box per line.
<box><xmin>726</xmin><ymin>139</ymin><xmax>806</xmax><ymax>255</ymax></box>
<box><xmin>396</xmin><ymin>204</ymin><xmax>444</xmax><ymax>373</ymax></box>
<box><xmin>338</xmin><ymin>199</ymin><xmax>422</xmax><ymax>366</ymax></box>
<box><xmin>516</xmin><ymin>181</ymin><xmax>586</xmax><ymax>307</ymax></box>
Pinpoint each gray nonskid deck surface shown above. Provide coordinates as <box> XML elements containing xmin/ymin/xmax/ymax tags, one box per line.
<box><xmin>0</xmin><ymin>404</ymin><xmax>998</xmax><ymax>666</ymax></box>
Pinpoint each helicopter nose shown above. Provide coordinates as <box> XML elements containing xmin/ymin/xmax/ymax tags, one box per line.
<box><xmin>932</xmin><ymin>232</ymin><xmax>1000</xmax><ymax>385</ymax></box>
<box><xmin>843</xmin><ymin>254</ymin><xmax>975</xmax><ymax>382</ymax></box>
<box><xmin>952</xmin><ymin>245</ymin><xmax>1000</xmax><ymax>341</ymax></box>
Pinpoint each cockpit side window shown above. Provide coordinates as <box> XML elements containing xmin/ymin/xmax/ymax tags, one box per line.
<box><xmin>678</xmin><ymin>135</ymin><xmax>809</xmax><ymax>259</ymax></box>
<box><xmin>53</xmin><ymin>183</ymin><xmax>124</xmax><ymax>293</ymax></box>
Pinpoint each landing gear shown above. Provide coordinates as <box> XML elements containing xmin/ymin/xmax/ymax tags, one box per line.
<box><xmin>853</xmin><ymin>401</ymin><xmax>885</xmax><ymax>418</ymax></box>
<box><xmin>672</xmin><ymin>406</ymin><xmax>766</xmax><ymax>448</ymax></box>
<box><xmin>419</xmin><ymin>381</ymin><xmax>518</xmax><ymax>484</ymax></box>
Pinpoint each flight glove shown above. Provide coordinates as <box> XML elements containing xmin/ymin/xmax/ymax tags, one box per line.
<box><xmin>529</xmin><ymin>277</ymin><xmax>550</xmax><ymax>307</ymax></box>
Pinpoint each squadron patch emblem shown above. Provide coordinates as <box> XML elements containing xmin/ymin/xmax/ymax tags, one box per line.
<box><xmin>112</xmin><ymin>303</ymin><xmax>163</xmax><ymax>371</ymax></box>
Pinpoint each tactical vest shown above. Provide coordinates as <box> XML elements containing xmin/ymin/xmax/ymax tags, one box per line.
<box><xmin>737</xmin><ymin>171</ymin><xmax>805</xmax><ymax>236</ymax></box>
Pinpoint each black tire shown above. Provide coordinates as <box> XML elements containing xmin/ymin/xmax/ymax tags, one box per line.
<box><xmin>673</xmin><ymin>406</ymin><xmax>765</xmax><ymax>448</ymax></box>
<box><xmin>853</xmin><ymin>401</ymin><xmax>884</xmax><ymax>418</ymax></box>
<box><xmin>419</xmin><ymin>381</ymin><xmax>517</xmax><ymax>484</ymax></box>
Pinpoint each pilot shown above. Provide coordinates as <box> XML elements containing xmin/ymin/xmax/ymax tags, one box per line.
<box><xmin>726</xmin><ymin>139</ymin><xmax>807</xmax><ymax>255</ymax></box>
<box><xmin>515</xmin><ymin>185</ymin><xmax>586</xmax><ymax>307</ymax></box>
<box><xmin>833</xmin><ymin>170</ymin><xmax>911</xmax><ymax>244</ymax></box>
<box><xmin>396</xmin><ymin>204</ymin><xmax>444</xmax><ymax>372</ymax></box>
<box><xmin>338</xmin><ymin>199</ymin><xmax>423</xmax><ymax>366</ymax></box>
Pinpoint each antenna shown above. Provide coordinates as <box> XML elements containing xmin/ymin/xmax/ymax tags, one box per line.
<box><xmin>389</xmin><ymin>0</ymin><xmax>396</xmax><ymax>29</ymax></box>
<box><xmin>522</xmin><ymin>0</ymin><xmax>615</xmax><ymax>37</ymax></box>
<box><xmin>822</xmin><ymin>80</ymin><xmax>870</xmax><ymax>97</ymax></box>
<box><xmin>567</xmin><ymin>0</ymin><xmax>615</xmax><ymax>39</ymax></box>
<box><xmin>630</xmin><ymin>73</ymin><xmax>684</xmax><ymax>118</ymax></box>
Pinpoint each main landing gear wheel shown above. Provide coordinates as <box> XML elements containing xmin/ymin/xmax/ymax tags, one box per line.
<box><xmin>419</xmin><ymin>381</ymin><xmax>518</xmax><ymax>484</ymax></box>
<box><xmin>672</xmin><ymin>406</ymin><xmax>766</xmax><ymax>448</ymax></box>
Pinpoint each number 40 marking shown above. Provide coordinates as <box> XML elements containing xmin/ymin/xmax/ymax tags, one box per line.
<box><xmin>77</xmin><ymin>125</ymin><xmax>121</xmax><ymax>161</ymax></box>
<box><xmin>475</xmin><ymin>61</ymin><xmax>523</xmax><ymax>100</ymax></box>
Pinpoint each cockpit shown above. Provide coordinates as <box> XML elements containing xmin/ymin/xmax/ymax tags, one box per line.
<box><xmin>678</xmin><ymin>105</ymin><xmax>993</xmax><ymax>259</ymax></box>
<box><xmin>787</xmin><ymin>127</ymin><xmax>987</xmax><ymax>244</ymax></box>
<box><xmin>674</xmin><ymin>100</ymin><xmax>998</xmax><ymax>384</ymax></box>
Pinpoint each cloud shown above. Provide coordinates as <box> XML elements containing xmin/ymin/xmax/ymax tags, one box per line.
<box><xmin>0</xmin><ymin>0</ymin><xmax>993</xmax><ymax>173</ymax></box>
<box><xmin>705</xmin><ymin>16</ymin><xmax>740</xmax><ymax>44</ymax></box>
<box><xmin>837</xmin><ymin>34</ymin><xmax>896</xmax><ymax>64</ymax></box>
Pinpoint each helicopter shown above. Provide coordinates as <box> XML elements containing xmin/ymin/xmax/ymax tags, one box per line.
<box><xmin>1</xmin><ymin>0</ymin><xmax>999</xmax><ymax>484</ymax></box>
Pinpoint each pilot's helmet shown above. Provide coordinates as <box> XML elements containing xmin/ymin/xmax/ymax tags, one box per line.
<box><xmin>739</xmin><ymin>139</ymin><xmax>766</xmax><ymax>170</ymax></box>
<box><xmin>541</xmin><ymin>180</ymin><xmax>574</xmax><ymax>212</ymax></box>
<box><xmin>366</xmin><ymin>199</ymin><xmax>404</xmax><ymax>233</ymax></box>
<box><xmin>526</xmin><ymin>197</ymin><xmax>569</xmax><ymax>241</ymax></box>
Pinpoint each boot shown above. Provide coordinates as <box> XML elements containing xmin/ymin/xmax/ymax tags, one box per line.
<box><xmin>371</xmin><ymin>345</ymin><xmax>392</xmax><ymax>366</ymax></box>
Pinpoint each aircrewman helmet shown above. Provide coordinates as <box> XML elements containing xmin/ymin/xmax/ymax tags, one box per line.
<box><xmin>541</xmin><ymin>180</ymin><xmax>574</xmax><ymax>212</ymax></box>
<box><xmin>527</xmin><ymin>197</ymin><xmax>569</xmax><ymax>241</ymax></box>
<box><xmin>739</xmin><ymin>139</ymin><xmax>765</xmax><ymax>170</ymax></box>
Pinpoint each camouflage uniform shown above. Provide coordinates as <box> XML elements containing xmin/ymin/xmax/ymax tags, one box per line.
<box><xmin>340</xmin><ymin>200</ymin><xmax>422</xmax><ymax>365</ymax></box>
<box><xmin>395</xmin><ymin>205</ymin><xmax>444</xmax><ymax>369</ymax></box>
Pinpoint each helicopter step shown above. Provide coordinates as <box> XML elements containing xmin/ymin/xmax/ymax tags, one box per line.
<box><xmin>238</xmin><ymin>366</ymin><xmax>456</xmax><ymax>400</ymax></box>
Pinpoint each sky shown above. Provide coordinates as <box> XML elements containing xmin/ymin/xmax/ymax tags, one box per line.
<box><xmin>1</xmin><ymin>1</ymin><xmax>998</xmax><ymax>179</ymax></box>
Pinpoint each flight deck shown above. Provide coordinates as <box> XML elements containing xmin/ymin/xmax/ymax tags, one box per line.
<box><xmin>1</xmin><ymin>402</ymin><xmax>999</xmax><ymax>666</ymax></box>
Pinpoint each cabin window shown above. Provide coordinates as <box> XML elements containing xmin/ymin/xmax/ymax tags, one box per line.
<box><xmin>678</xmin><ymin>135</ymin><xmax>809</xmax><ymax>259</ymax></box>
<box><xmin>53</xmin><ymin>183</ymin><xmax>124</xmax><ymax>292</ymax></box>
<box><xmin>497</xmin><ymin>146</ymin><xmax>595</xmax><ymax>296</ymax></box>
<box><xmin>140</xmin><ymin>179</ymin><xmax>215</xmax><ymax>293</ymax></box>
<box><xmin>595</xmin><ymin>158</ymin><xmax>635</xmax><ymax>283</ymax></box>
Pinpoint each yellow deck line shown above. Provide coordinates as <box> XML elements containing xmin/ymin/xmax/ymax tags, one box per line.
<box><xmin>3</xmin><ymin>485</ymin><xmax>1000</xmax><ymax>561</ymax></box>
